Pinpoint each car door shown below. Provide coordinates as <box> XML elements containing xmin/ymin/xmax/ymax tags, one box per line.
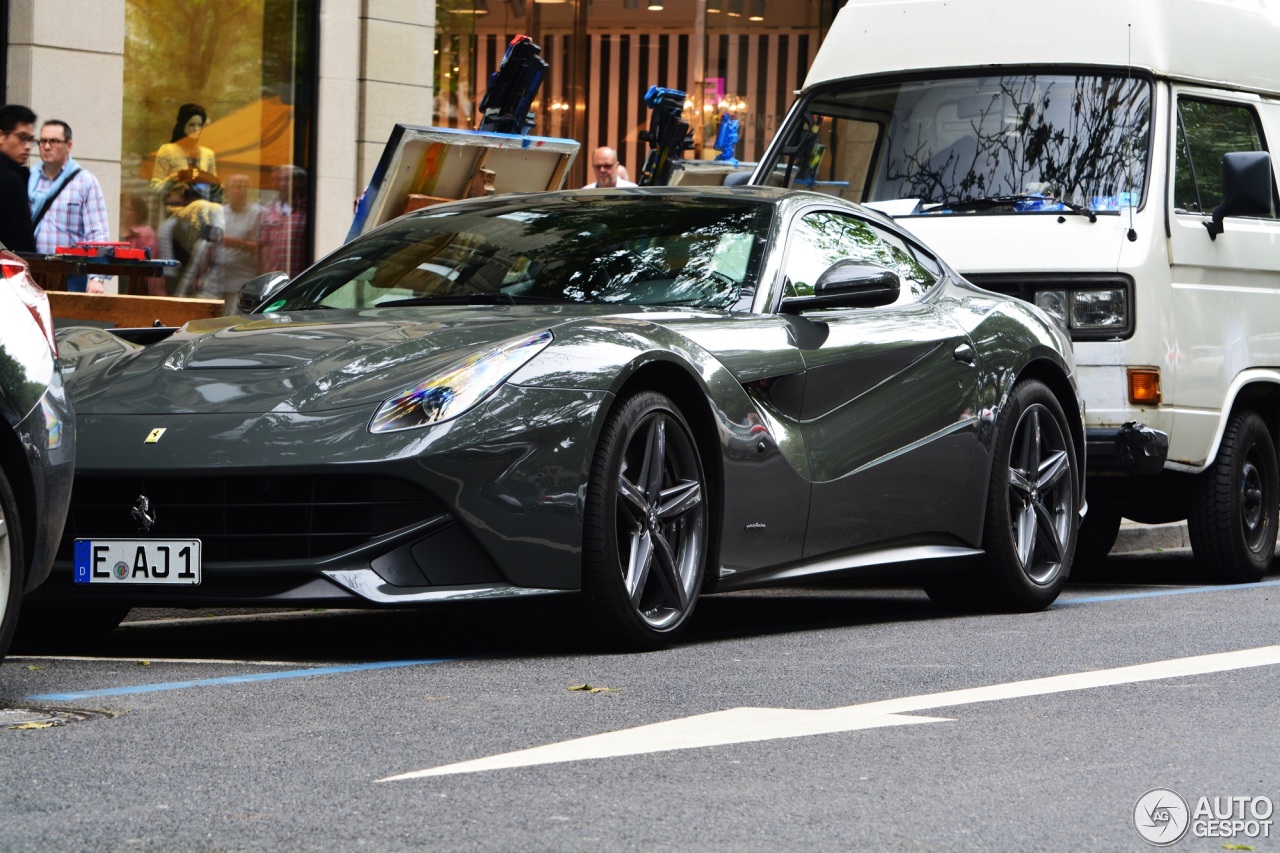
<box><xmin>778</xmin><ymin>208</ymin><xmax>984</xmax><ymax>558</ymax></box>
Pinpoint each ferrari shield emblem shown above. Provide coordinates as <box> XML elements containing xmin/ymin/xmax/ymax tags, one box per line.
<box><xmin>144</xmin><ymin>428</ymin><xmax>166</xmax><ymax>444</ymax></box>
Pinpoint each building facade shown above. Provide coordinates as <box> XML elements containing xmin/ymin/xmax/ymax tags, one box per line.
<box><xmin>3</xmin><ymin>0</ymin><xmax>837</xmax><ymax>296</ymax></box>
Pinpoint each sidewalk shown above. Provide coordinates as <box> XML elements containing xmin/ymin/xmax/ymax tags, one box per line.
<box><xmin>1111</xmin><ymin>520</ymin><xmax>1191</xmax><ymax>555</ymax></box>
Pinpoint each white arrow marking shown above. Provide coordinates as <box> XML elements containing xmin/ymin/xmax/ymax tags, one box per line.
<box><xmin>379</xmin><ymin>644</ymin><xmax>1280</xmax><ymax>782</ymax></box>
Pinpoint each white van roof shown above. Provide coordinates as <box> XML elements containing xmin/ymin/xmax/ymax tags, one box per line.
<box><xmin>806</xmin><ymin>0</ymin><xmax>1280</xmax><ymax>96</ymax></box>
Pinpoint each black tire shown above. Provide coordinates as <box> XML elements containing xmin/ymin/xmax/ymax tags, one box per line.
<box><xmin>583</xmin><ymin>391</ymin><xmax>708</xmax><ymax>651</ymax></box>
<box><xmin>0</xmin><ymin>465</ymin><xmax>26</xmax><ymax>664</ymax></box>
<box><xmin>1187</xmin><ymin>409</ymin><xmax>1278</xmax><ymax>583</ymax></box>
<box><xmin>1076</xmin><ymin>508</ymin><xmax>1122</xmax><ymax>564</ymax></box>
<box><xmin>928</xmin><ymin>379</ymin><xmax>1078</xmax><ymax>611</ymax></box>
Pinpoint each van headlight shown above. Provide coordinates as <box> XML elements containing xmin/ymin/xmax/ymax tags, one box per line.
<box><xmin>369</xmin><ymin>330</ymin><xmax>553</xmax><ymax>433</ymax></box>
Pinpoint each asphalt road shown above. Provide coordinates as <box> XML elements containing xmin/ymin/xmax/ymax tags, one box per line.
<box><xmin>1</xmin><ymin>545</ymin><xmax>1277</xmax><ymax>852</ymax></box>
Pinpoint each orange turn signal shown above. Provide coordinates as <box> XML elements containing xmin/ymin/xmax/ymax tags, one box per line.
<box><xmin>1127</xmin><ymin>368</ymin><xmax>1161</xmax><ymax>405</ymax></box>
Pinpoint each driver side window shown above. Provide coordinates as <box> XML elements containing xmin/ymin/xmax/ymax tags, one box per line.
<box><xmin>782</xmin><ymin>211</ymin><xmax>941</xmax><ymax>304</ymax></box>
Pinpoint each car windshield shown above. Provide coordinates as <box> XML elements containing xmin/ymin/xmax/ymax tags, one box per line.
<box><xmin>266</xmin><ymin>194</ymin><xmax>773</xmax><ymax>312</ymax></box>
<box><xmin>763</xmin><ymin>72</ymin><xmax>1151</xmax><ymax>216</ymax></box>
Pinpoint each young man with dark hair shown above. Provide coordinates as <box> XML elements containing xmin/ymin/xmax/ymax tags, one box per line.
<box><xmin>0</xmin><ymin>104</ymin><xmax>37</xmax><ymax>253</ymax></box>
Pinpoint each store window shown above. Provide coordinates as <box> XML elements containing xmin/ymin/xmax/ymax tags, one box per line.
<box><xmin>121</xmin><ymin>0</ymin><xmax>316</xmax><ymax>304</ymax></box>
<box><xmin>435</xmin><ymin>0</ymin><xmax>826</xmax><ymax>188</ymax></box>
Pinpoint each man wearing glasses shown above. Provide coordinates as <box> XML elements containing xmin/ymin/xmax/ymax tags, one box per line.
<box><xmin>0</xmin><ymin>104</ymin><xmax>37</xmax><ymax>254</ymax></box>
<box><xmin>29</xmin><ymin>120</ymin><xmax>110</xmax><ymax>293</ymax></box>
<box><xmin>583</xmin><ymin>146</ymin><xmax>637</xmax><ymax>189</ymax></box>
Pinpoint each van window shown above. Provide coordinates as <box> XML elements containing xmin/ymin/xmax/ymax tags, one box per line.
<box><xmin>1174</xmin><ymin>98</ymin><xmax>1275</xmax><ymax>217</ymax></box>
<box><xmin>765</xmin><ymin>73</ymin><xmax>1152</xmax><ymax>217</ymax></box>
<box><xmin>782</xmin><ymin>211</ymin><xmax>940</xmax><ymax>304</ymax></box>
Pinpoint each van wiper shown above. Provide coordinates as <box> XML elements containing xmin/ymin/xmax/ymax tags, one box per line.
<box><xmin>923</xmin><ymin>194</ymin><xmax>1098</xmax><ymax>222</ymax></box>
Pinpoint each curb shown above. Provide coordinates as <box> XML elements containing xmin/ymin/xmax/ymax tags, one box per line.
<box><xmin>1111</xmin><ymin>520</ymin><xmax>1191</xmax><ymax>554</ymax></box>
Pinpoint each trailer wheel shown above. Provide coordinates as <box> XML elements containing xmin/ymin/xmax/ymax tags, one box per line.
<box><xmin>1187</xmin><ymin>409</ymin><xmax>1278</xmax><ymax>582</ymax></box>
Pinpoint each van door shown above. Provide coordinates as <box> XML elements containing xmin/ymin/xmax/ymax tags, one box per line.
<box><xmin>1167</xmin><ymin>91</ymin><xmax>1280</xmax><ymax>458</ymax></box>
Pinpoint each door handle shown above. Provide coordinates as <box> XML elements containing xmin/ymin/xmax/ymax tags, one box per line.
<box><xmin>953</xmin><ymin>342</ymin><xmax>976</xmax><ymax>365</ymax></box>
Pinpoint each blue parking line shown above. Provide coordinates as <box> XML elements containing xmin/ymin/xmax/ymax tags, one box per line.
<box><xmin>1057</xmin><ymin>578</ymin><xmax>1280</xmax><ymax>606</ymax></box>
<box><xmin>25</xmin><ymin>658</ymin><xmax>457</xmax><ymax>701</ymax></box>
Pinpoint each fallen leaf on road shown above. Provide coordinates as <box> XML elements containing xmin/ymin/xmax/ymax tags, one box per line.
<box><xmin>567</xmin><ymin>683</ymin><xmax>620</xmax><ymax>694</ymax></box>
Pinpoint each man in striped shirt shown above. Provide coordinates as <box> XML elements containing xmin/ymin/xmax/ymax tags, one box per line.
<box><xmin>29</xmin><ymin>120</ymin><xmax>110</xmax><ymax>293</ymax></box>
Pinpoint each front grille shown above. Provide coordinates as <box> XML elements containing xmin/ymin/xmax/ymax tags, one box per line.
<box><xmin>57</xmin><ymin>474</ymin><xmax>447</xmax><ymax>563</ymax></box>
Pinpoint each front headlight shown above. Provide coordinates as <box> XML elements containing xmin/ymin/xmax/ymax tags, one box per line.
<box><xmin>1069</xmin><ymin>288</ymin><xmax>1127</xmax><ymax>330</ymax></box>
<box><xmin>369</xmin><ymin>330</ymin><xmax>553</xmax><ymax>433</ymax></box>
<box><xmin>1029</xmin><ymin>284</ymin><xmax>1130</xmax><ymax>338</ymax></box>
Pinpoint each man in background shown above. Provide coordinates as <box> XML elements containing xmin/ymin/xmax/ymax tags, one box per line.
<box><xmin>29</xmin><ymin>120</ymin><xmax>110</xmax><ymax>292</ymax></box>
<box><xmin>215</xmin><ymin>173</ymin><xmax>262</xmax><ymax>314</ymax></box>
<box><xmin>582</xmin><ymin>146</ymin><xmax>637</xmax><ymax>189</ymax></box>
<box><xmin>0</xmin><ymin>104</ymin><xmax>37</xmax><ymax>253</ymax></box>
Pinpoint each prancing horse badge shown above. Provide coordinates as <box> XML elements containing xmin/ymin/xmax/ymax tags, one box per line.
<box><xmin>145</xmin><ymin>428</ymin><xmax>166</xmax><ymax>444</ymax></box>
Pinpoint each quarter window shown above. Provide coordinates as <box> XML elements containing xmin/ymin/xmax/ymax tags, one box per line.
<box><xmin>782</xmin><ymin>211</ymin><xmax>941</xmax><ymax>305</ymax></box>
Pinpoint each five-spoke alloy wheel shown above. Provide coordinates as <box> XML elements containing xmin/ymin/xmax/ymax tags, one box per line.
<box><xmin>927</xmin><ymin>379</ymin><xmax>1078</xmax><ymax>611</ymax></box>
<box><xmin>584</xmin><ymin>391</ymin><xmax>708</xmax><ymax>650</ymax></box>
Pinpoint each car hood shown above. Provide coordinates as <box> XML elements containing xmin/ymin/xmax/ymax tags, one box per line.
<box><xmin>63</xmin><ymin>306</ymin><xmax>620</xmax><ymax>415</ymax></box>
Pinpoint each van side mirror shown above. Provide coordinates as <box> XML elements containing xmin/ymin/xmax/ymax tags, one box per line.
<box><xmin>237</xmin><ymin>271</ymin><xmax>290</xmax><ymax>314</ymax></box>
<box><xmin>1206</xmin><ymin>151</ymin><xmax>1274</xmax><ymax>240</ymax></box>
<box><xmin>780</xmin><ymin>261</ymin><xmax>900</xmax><ymax>313</ymax></box>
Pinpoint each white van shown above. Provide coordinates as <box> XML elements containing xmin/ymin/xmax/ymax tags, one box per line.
<box><xmin>750</xmin><ymin>0</ymin><xmax>1280</xmax><ymax>581</ymax></box>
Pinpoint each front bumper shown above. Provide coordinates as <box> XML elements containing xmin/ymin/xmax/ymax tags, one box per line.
<box><xmin>1086</xmin><ymin>422</ymin><xmax>1169</xmax><ymax>476</ymax></box>
<box><xmin>33</xmin><ymin>384</ymin><xmax>607</xmax><ymax>607</ymax></box>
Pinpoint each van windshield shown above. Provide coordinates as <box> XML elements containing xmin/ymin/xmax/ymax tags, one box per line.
<box><xmin>762</xmin><ymin>73</ymin><xmax>1151</xmax><ymax>217</ymax></box>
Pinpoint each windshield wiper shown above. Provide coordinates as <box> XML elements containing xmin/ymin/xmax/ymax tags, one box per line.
<box><xmin>376</xmin><ymin>293</ymin><xmax>568</xmax><ymax>308</ymax></box>
<box><xmin>922</xmin><ymin>194</ymin><xmax>1098</xmax><ymax>222</ymax></box>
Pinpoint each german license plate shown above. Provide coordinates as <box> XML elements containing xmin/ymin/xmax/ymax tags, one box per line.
<box><xmin>74</xmin><ymin>539</ymin><xmax>201</xmax><ymax>585</ymax></box>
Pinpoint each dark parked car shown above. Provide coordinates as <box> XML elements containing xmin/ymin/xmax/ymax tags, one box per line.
<box><xmin>0</xmin><ymin>251</ymin><xmax>75</xmax><ymax>660</ymax></box>
<box><xmin>37</xmin><ymin>187</ymin><xmax>1082</xmax><ymax>649</ymax></box>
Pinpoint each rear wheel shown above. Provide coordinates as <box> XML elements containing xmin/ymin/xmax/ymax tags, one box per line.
<box><xmin>583</xmin><ymin>391</ymin><xmax>708</xmax><ymax>651</ymax></box>
<box><xmin>927</xmin><ymin>379</ymin><xmax>1078</xmax><ymax>611</ymax></box>
<box><xmin>0</xmin><ymin>465</ymin><xmax>25</xmax><ymax>663</ymax></box>
<box><xmin>1187</xmin><ymin>409</ymin><xmax>1277</xmax><ymax>582</ymax></box>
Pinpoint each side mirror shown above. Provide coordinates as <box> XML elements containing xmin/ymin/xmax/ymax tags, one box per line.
<box><xmin>237</xmin><ymin>271</ymin><xmax>290</xmax><ymax>314</ymax></box>
<box><xmin>1206</xmin><ymin>151</ymin><xmax>1274</xmax><ymax>239</ymax></box>
<box><xmin>781</xmin><ymin>261</ymin><xmax>900</xmax><ymax>313</ymax></box>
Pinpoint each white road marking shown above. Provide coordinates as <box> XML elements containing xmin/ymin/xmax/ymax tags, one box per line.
<box><xmin>379</xmin><ymin>645</ymin><xmax>1280</xmax><ymax>781</ymax></box>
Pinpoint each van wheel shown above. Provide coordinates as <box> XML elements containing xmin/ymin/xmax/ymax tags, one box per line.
<box><xmin>1187</xmin><ymin>410</ymin><xmax>1277</xmax><ymax>582</ymax></box>
<box><xmin>1076</xmin><ymin>508</ymin><xmax>1122</xmax><ymax>564</ymax></box>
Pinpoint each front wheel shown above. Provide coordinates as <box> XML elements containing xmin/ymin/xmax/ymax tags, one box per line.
<box><xmin>1187</xmin><ymin>409</ymin><xmax>1278</xmax><ymax>583</ymax></box>
<box><xmin>583</xmin><ymin>391</ymin><xmax>708</xmax><ymax>651</ymax></box>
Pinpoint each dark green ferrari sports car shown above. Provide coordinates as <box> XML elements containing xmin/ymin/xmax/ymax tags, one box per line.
<box><xmin>39</xmin><ymin>186</ymin><xmax>1083</xmax><ymax>649</ymax></box>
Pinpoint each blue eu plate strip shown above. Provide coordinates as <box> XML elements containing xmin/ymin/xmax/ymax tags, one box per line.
<box><xmin>74</xmin><ymin>539</ymin><xmax>90</xmax><ymax>583</ymax></box>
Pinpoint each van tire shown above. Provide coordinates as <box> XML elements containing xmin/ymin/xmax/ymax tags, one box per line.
<box><xmin>1076</xmin><ymin>508</ymin><xmax>1122</xmax><ymax>564</ymax></box>
<box><xmin>1187</xmin><ymin>410</ymin><xmax>1278</xmax><ymax>582</ymax></box>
